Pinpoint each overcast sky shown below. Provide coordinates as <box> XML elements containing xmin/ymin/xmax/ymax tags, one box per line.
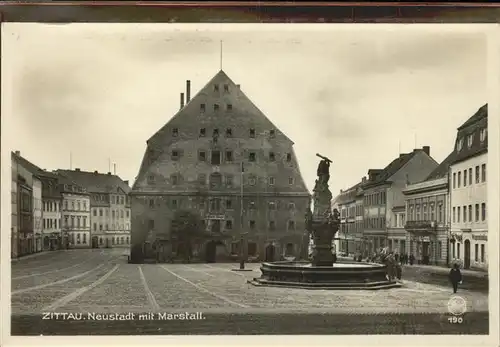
<box><xmin>2</xmin><ymin>24</ymin><xmax>488</xmax><ymax>196</ymax></box>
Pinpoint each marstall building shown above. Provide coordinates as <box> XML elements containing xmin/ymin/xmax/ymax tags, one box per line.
<box><xmin>130</xmin><ymin>70</ymin><xmax>311</xmax><ymax>262</ymax></box>
<box><xmin>449</xmin><ymin>104</ymin><xmax>488</xmax><ymax>270</ymax></box>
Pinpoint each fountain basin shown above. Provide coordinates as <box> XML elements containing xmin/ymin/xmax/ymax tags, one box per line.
<box><xmin>248</xmin><ymin>261</ymin><xmax>401</xmax><ymax>290</ymax></box>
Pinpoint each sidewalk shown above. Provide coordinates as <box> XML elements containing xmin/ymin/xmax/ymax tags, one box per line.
<box><xmin>403</xmin><ymin>264</ymin><xmax>488</xmax><ymax>278</ymax></box>
<box><xmin>11</xmin><ymin>249</ymin><xmax>65</xmax><ymax>263</ymax></box>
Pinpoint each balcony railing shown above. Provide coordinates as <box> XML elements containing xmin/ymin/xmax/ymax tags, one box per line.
<box><xmin>404</xmin><ymin>220</ymin><xmax>437</xmax><ymax>230</ymax></box>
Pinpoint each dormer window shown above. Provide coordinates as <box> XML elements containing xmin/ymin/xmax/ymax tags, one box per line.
<box><xmin>480</xmin><ymin>128</ymin><xmax>487</xmax><ymax>142</ymax></box>
<box><xmin>224</xmin><ymin>84</ymin><xmax>229</xmax><ymax>92</ymax></box>
<box><xmin>225</xmin><ymin>128</ymin><xmax>232</xmax><ymax>137</ymax></box>
<box><xmin>214</xmin><ymin>84</ymin><xmax>219</xmax><ymax>92</ymax></box>
<box><xmin>269</xmin><ymin>129</ymin><xmax>275</xmax><ymax>138</ymax></box>
<box><xmin>286</xmin><ymin>153</ymin><xmax>292</xmax><ymax>162</ymax></box>
<box><xmin>249</xmin><ymin>152</ymin><xmax>256</xmax><ymax>162</ymax></box>
<box><xmin>249</xmin><ymin>129</ymin><xmax>255</xmax><ymax>138</ymax></box>
<box><xmin>214</xmin><ymin>104</ymin><xmax>220</xmax><ymax>111</ymax></box>
<box><xmin>456</xmin><ymin>138</ymin><xmax>464</xmax><ymax>152</ymax></box>
<box><xmin>171</xmin><ymin>150</ymin><xmax>179</xmax><ymax>160</ymax></box>
<box><xmin>199</xmin><ymin>128</ymin><xmax>206</xmax><ymax>137</ymax></box>
<box><xmin>200</xmin><ymin>103</ymin><xmax>206</xmax><ymax>112</ymax></box>
<box><xmin>467</xmin><ymin>134</ymin><xmax>474</xmax><ymax>148</ymax></box>
<box><xmin>269</xmin><ymin>152</ymin><xmax>275</xmax><ymax>162</ymax></box>
<box><xmin>172</xmin><ymin>128</ymin><xmax>178</xmax><ymax>137</ymax></box>
<box><xmin>227</xmin><ymin>104</ymin><xmax>233</xmax><ymax>111</ymax></box>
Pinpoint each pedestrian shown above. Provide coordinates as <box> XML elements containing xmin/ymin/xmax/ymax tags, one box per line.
<box><xmin>449</xmin><ymin>263</ymin><xmax>463</xmax><ymax>294</ymax></box>
<box><xmin>396</xmin><ymin>259</ymin><xmax>402</xmax><ymax>280</ymax></box>
<box><xmin>409</xmin><ymin>254</ymin><xmax>415</xmax><ymax>265</ymax></box>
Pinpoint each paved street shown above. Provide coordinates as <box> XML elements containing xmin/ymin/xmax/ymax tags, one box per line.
<box><xmin>11</xmin><ymin>249</ymin><xmax>489</xmax><ymax>335</ymax></box>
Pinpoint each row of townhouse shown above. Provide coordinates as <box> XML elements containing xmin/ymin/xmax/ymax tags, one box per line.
<box><xmin>332</xmin><ymin>104</ymin><xmax>488</xmax><ymax>270</ymax></box>
<box><xmin>11</xmin><ymin>151</ymin><xmax>131</xmax><ymax>258</ymax></box>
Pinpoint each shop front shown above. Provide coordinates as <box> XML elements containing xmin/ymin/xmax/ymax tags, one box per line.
<box><xmin>405</xmin><ymin>221</ymin><xmax>439</xmax><ymax>265</ymax></box>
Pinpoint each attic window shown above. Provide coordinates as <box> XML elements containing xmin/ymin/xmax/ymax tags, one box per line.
<box><xmin>467</xmin><ymin>134</ymin><xmax>474</xmax><ymax>148</ymax></box>
<box><xmin>199</xmin><ymin>128</ymin><xmax>206</xmax><ymax>137</ymax></box>
<box><xmin>269</xmin><ymin>152</ymin><xmax>275</xmax><ymax>162</ymax></box>
<box><xmin>200</xmin><ymin>104</ymin><xmax>206</xmax><ymax>112</ymax></box>
<box><xmin>172</xmin><ymin>128</ymin><xmax>179</xmax><ymax>137</ymax></box>
<box><xmin>249</xmin><ymin>129</ymin><xmax>256</xmax><ymax>138</ymax></box>
<box><xmin>171</xmin><ymin>150</ymin><xmax>180</xmax><ymax>160</ymax></box>
<box><xmin>147</xmin><ymin>175</ymin><xmax>155</xmax><ymax>184</ymax></box>
<box><xmin>480</xmin><ymin>128</ymin><xmax>487</xmax><ymax>142</ymax></box>
<box><xmin>456</xmin><ymin>138</ymin><xmax>464</xmax><ymax>152</ymax></box>
<box><xmin>214</xmin><ymin>104</ymin><xmax>220</xmax><ymax>111</ymax></box>
<box><xmin>171</xmin><ymin>174</ymin><xmax>179</xmax><ymax>185</ymax></box>
<box><xmin>286</xmin><ymin>153</ymin><xmax>292</xmax><ymax>162</ymax></box>
<box><xmin>225</xmin><ymin>128</ymin><xmax>232</xmax><ymax>137</ymax></box>
<box><xmin>214</xmin><ymin>84</ymin><xmax>219</xmax><ymax>92</ymax></box>
<box><xmin>224</xmin><ymin>84</ymin><xmax>229</xmax><ymax>92</ymax></box>
<box><xmin>249</xmin><ymin>152</ymin><xmax>256</xmax><ymax>162</ymax></box>
<box><xmin>269</xmin><ymin>129</ymin><xmax>275</xmax><ymax>138</ymax></box>
<box><xmin>227</xmin><ymin>104</ymin><xmax>233</xmax><ymax>111</ymax></box>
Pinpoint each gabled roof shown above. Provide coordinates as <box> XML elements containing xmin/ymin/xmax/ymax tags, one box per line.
<box><xmin>56</xmin><ymin>169</ymin><xmax>131</xmax><ymax>194</ymax></box>
<box><xmin>425</xmin><ymin>150</ymin><xmax>455</xmax><ymax>180</ymax></box>
<box><xmin>457</xmin><ymin>103</ymin><xmax>487</xmax><ymax>131</ymax></box>
<box><xmin>362</xmin><ymin>152</ymin><xmax>417</xmax><ymax>188</ymax></box>
<box><xmin>452</xmin><ymin>103</ymin><xmax>488</xmax><ymax>165</ymax></box>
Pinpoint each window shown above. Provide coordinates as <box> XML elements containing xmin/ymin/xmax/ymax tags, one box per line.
<box><xmin>481</xmin><ymin>244</ymin><xmax>485</xmax><ymax>262</ymax></box>
<box><xmin>456</xmin><ymin>137</ymin><xmax>463</xmax><ymax>151</ymax></box>
<box><xmin>225</xmin><ymin>175</ymin><xmax>233</xmax><ymax>187</ymax></box>
<box><xmin>453</xmin><ymin>173</ymin><xmax>456</xmax><ymax>188</ymax></box>
<box><xmin>288</xmin><ymin>202</ymin><xmax>295</xmax><ymax>210</ymax></box>
<box><xmin>99</xmin><ymin>209</ymin><xmax>103</xmax><ymax>217</ymax></box>
<box><xmin>438</xmin><ymin>203</ymin><xmax>443</xmax><ymax>222</ymax></box>
<box><xmin>148</xmin><ymin>220</ymin><xmax>154</xmax><ymax>230</ymax></box>
<box><xmin>172</xmin><ymin>128</ymin><xmax>179</xmax><ymax>137</ymax></box>
<box><xmin>195</xmin><ymin>174</ymin><xmax>205</xmax><ymax>186</ymax></box>
<box><xmin>226</xmin><ymin>104</ymin><xmax>232</xmax><ymax>111</ymax></box>
<box><xmin>225</xmin><ymin>150</ymin><xmax>233</xmax><ymax>162</ymax></box>
<box><xmin>480</xmin><ymin>128</ymin><xmax>487</xmax><ymax>142</ymax></box>
<box><xmin>99</xmin><ymin>224</ymin><xmax>103</xmax><ymax>231</ymax></box>
<box><xmin>475</xmin><ymin>204</ymin><xmax>480</xmax><ymax>221</ymax></box>
<box><xmin>211</xmin><ymin>151</ymin><xmax>221</xmax><ymax>165</ymax></box>
<box><xmin>112</xmin><ymin>210</ymin><xmax>115</xmax><ymax>218</ymax></box>
<box><xmin>475</xmin><ymin>166</ymin><xmax>480</xmax><ymax>183</ymax></box>
<box><xmin>248</xmin><ymin>176</ymin><xmax>256</xmax><ymax>186</ymax></box>
<box><xmin>457</xmin><ymin>206</ymin><xmax>460</xmax><ymax>222</ymax></box>
<box><xmin>249</xmin><ymin>129</ymin><xmax>255</xmax><ymax>138</ymax></box>
<box><xmin>225</xmin><ymin>220</ymin><xmax>233</xmax><ymax>229</ymax></box>
<box><xmin>430</xmin><ymin>203</ymin><xmax>435</xmax><ymax>221</ymax></box>
<box><xmin>269</xmin><ymin>176</ymin><xmax>275</xmax><ymax>185</ymax></box>
<box><xmin>468</xmin><ymin>168</ymin><xmax>472</xmax><ymax>185</ymax></box>
<box><xmin>209</xmin><ymin>173</ymin><xmax>222</xmax><ymax>189</ymax></box>
<box><xmin>268</xmin><ymin>152</ymin><xmax>275</xmax><ymax>162</ymax></box>
<box><xmin>225</xmin><ymin>128</ymin><xmax>232</xmax><ymax>137</ymax></box>
<box><xmin>171</xmin><ymin>199</ymin><xmax>178</xmax><ymax>209</ymax></box>
<box><xmin>199</xmin><ymin>128</ymin><xmax>206</xmax><ymax>137</ymax></box>
<box><xmin>268</xmin><ymin>221</ymin><xmax>276</xmax><ymax>230</ymax></box>
<box><xmin>93</xmin><ymin>223</ymin><xmax>97</xmax><ymax>231</ymax></box>
<box><xmin>463</xmin><ymin>205</ymin><xmax>466</xmax><ymax>222</ymax></box>
<box><xmin>171</xmin><ymin>150</ymin><xmax>179</xmax><ymax>160</ymax></box>
<box><xmin>467</xmin><ymin>134</ymin><xmax>474</xmax><ymax>148</ymax></box>
<box><xmin>481</xmin><ymin>203</ymin><xmax>486</xmax><ymax>221</ymax></box>
<box><xmin>105</xmin><ymin>224</ymin><xmax>108</xmax><ymax>230</ymax></box>
<box><xmin>423</xmin><ymin>204</ymin><xmax>427</xmax><ymax>220</ymax></box>
<box><xmin>213</xmin><ymin>128</ymin><xmax>219</xmax><ymax>137</ymax></box>
<box><xmin>249</xmin><ymin>152</ymin><xmax>256</xmax><ymax>162</ymax></box>
<box><xmin>463</xmin><ymin>170</ymin><xmax>467</xmax><ymax>187</ymax></box>
<box><xmin>416</xmin><ymin>205</ymin><xmax>420</xmax><ymax>220</ymax></box>
<box><xmin>93</xmin><ymin>209</ymin><xmax>97</xmax><ymax>216</ymax></box>
<box><xmin>475</xmin><ymin>244</ymin><xmax>479</xmax><ymax>262</ymax></box>
<box><xmin>288</xmin><ymin>177</ymin><xmax>294</xmax><ymax>185</ymax></box>
<box><xmin>288</xmin><ymin>220</ymin><xmax>296</xmax><ymax>230</ymax></box>
<box><xmin>457</xmin><ymin>171</ymin><xmax>461</xmax><ymax>187</ymax></box>
<box><xmin>198</xmin><ymin>150</ymin><xmax>206</xmax><ymax>161</ymax></box>
<box><xmin>149</xmin><ymin>199</ymin><xmax>154</xmax><ymax>208</ymax></box>
<box><xmin>126</xmin><ymin>210</ymin><xmax>129</xmax><ymax>218</ymax></box>
<box><xmin>481</xmin><ymin>164</ymin><xmax>486</xmax><ymax>182</ymax></box>
<box><xmin>214</xmin><ymin>104</ymin><xmax>219</xmax><ymax>111</ymax></box>
<box><xmin>249</xmin><ymin>220</ymin><xmax>256</xmax><ymax>229</ymax></box>
<box><xmin>468</xmin><ymin>205</ymin><xmax>472</xmax><ymax>222</ymax></box>
<box><xmin>268</xmin><ymin>202</ymin><xmax>277</xmax><ymax>210</ymax></box>
<box><xmin>225</xmin><ymin>199</ymin><xmax>232</xmax><ymax>209</ymax></box>
<box><xmin>224</xmin><ymin>84</ymin><xmax>229</xmax><ymax>92</ymax></box>
<box><xmin>200</xmin><ymin>103</ymin><xmax>206</xmax><ymax>112</ymax></box>
<box><xmin>286</xmin><ymin>153</ymin><xmax>292</xmax><ymax>162</ymax></box>
<box><xmin>214</xmin><ymin>84</ymin><xmax>219</xmax><ymax>92</ymax></box>
<box><xmin>171</xmin><ymin>174</ymin><xmax>179</xmax><ymax>185</ymax></box>
<box><xmin>269</xmin><ymin>129</ymin><xmax>275</xmax><ymax>138</ymax></box>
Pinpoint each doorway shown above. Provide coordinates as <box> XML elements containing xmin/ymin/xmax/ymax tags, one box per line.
<box><xmin>205</xmin><ymin>240</ymin><xmax>225</xmax><ymax>263</ymax></box>
<box><xmin>464</xmin><ymin>239</ymin><xmax>471</xmax><ymax>269</ymax></box>
<box><xmin>265</xmin><ymin>244</ymin><xmax>275</xmax><ymax>262</ymax></box>
<box><xmin>422</xmin><ymin>242</ymin><xmax>430</xmax><ymax>265</ymax></box>
<box><xmin>91</xmin><ymin>236</ymin><xmax>99</xmax><ymax>249</ymax></box>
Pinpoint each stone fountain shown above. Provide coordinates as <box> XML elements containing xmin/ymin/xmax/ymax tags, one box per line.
<box><xmin>249</xmin><ymin>154</ymin><xmax>401</xmax><ymax>290</ymax></box>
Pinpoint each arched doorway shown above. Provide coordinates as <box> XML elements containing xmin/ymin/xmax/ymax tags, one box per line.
<box><xmin>464</xmin><ymin>239</ymin><xmax>471</xmax><ymax>269</ymax></box>
<box><xmin>43</xmin><ymin>236</ymin><xmax>50</xmax><ymax>250</ymax></box>
<box><xmin>91</xmin><ymin>236</ymin><xmax>98</xmax><ymax>249</ymax></box>
<box><xmin>265</xmin><ymin>244</ymin><xmax>275</xmax><ymax>262</ymax></box>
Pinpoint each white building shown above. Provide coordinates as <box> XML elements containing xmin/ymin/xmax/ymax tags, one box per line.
<box><xmin>449</xmin><ymin>104</ymin><xmax>488</xmax><ymax>270</ymax></box>
<box><xmin>32</xmin><ymin>176</ymin><xmax>43</xmax><ymax>253</ymax></box>
<box><xmin>41</xmin><ymin>172</ymin><xmax>63</xmax><ymax>251</ymax></box>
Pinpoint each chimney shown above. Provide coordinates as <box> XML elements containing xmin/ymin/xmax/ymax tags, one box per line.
<box><xmin>94</xmin><ymin>170</ymin><xmax>98</xmax><ymax>174</ymax></box>
<box><xmin>75</xmin><ymin>168</ymin><xmax>80</xmax><ymax>172</ymax></box>
<box><xmin>14</xmin><ymin>150</ymin><xmax>20</xmax><ymax>156</ymax></box>
<box><xmin>399</xmin><ymin>153</ymin><xmax>405</xmax><ymax>158</ymax></box>
<box><xmin>113</xmin><ymin>163</ymin><xmax>116</xmax><ymax>175</ymax></box>
<box><xmin>236</xmin><ymin>84</ymin><xmax>240</xmax><ymax>89</ymax></box>
<box><xmin>186</xmin><ymin>80</ymin><xmax>191</xmax><ymax>103</ymax></box>
<box><xmin>422</xmin><ymin>146</ymin><xmax>430</xmax><ymax>156</ymax></box>
<box><xmin>124</xmin><ymin>180</ymin><xmax>129</xmax><ymax>186</ymax></box>
<box><xmin>361</xmin><ymin>177</ymin><xmax>366</xmax><ymax>183</ymax></box>
<box><xmin>180</xmin><ymin>93</ymin><xmax>184</xmax><ymax>109</ymax></box>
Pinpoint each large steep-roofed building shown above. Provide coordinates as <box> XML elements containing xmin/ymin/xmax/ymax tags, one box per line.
<box><xmin>131</xmin><ymin>70</ymin><xmax>311</xmax><ymax>262</ymax></box>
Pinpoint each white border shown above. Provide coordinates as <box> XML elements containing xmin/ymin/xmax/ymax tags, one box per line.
<box><xmin>1</xmin><ymin>23</ymin><xmax>498</xmax><ymax>347</ymax></box>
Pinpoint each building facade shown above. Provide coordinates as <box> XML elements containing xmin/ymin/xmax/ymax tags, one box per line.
<box><xmin>336</xmin><ymin>180</ymin><xmax>364</xmax><ymax>256</ymax></box>
<box><xmin>33</xmin><ymin>176</ymin><xmax>43</xmax><ymax>253</ymax></box>
<box><xmin>449</xmin><ymin>104</ymin><xmax>488</xmax><ymax>270</ymax></box>
<box><xmin>56</xmin><ymin>169</ymin><xmax>131</xmax><ymax>249</ymax></box>
<box><xmin>11</xmin><ymin>154</ymin><xmax>18</xmax><ymax>258</ymax></box>
<box><xmin>41</xmin><ymin>173</ymin><xmax>63</xmax><ymax>251</ymax></box>
<box><xmin>131</xmin><ymin>70</ymin><xmax>311</xmax><ymax>262</ymax></box>
<box><xmin>362</xmin><ymin>147</ymin><xmax>439</xmax><ymax>256</ymax></box>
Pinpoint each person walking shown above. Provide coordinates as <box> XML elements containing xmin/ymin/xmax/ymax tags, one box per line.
<box><xmin>449</xmin><ymin>263</ymin><xmax>463</xmax><ymax>294</ymax></box>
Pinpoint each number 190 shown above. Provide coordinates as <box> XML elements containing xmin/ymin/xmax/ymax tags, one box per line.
<box><xmin>448</xmin><ymin>316</ymin><xmax>463</xmax><ymax>324</ymax></box>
